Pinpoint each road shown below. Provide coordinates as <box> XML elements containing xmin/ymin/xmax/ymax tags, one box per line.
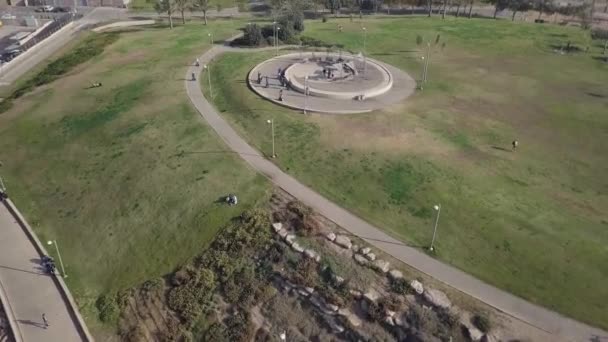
<box><xmin>0</xmin><ymin>202</ymin><xmax>83</xmax><ymax>342</ymax></box>
<box><xmin>185</xmin><ymin>44</ymin><xmax>608</xmax><ymax>342</ymax></box>
<box><xmin>0</xmin><ymin>7</ymin><xmax>124</xmax><ymax>86</ymax></box>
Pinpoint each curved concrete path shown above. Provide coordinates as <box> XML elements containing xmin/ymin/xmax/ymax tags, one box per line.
<box><xmin>0</xmin><ymin>201</ymin><xmax>85</xmax><ymax>342</ymax></box>
<box><xmin>185</xmin><ymin>44</ymin><xmax>608</xmax><ymax>342</ymax></box>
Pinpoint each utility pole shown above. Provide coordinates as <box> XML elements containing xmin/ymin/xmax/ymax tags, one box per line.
<box><xmin>266</xmin><ymin>119</ymin><xmax>276</xmax><ymax>158</ymax></box>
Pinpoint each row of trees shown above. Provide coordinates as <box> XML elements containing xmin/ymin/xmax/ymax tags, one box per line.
<box><xmin>155</xmin><ymin>0</ymin><xmax>245</xmax><ymax>28</ymax></box>
<box><xmin>309</xmin><ymin>0</ymin><xmax>599</xmax><ymax>23</ymax></box>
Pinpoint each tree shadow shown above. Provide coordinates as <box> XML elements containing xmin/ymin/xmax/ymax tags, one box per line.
<box><xmin>0</xmin><ymin>264</ymin><xmax>45</xmax><ymax>276</ymax></box>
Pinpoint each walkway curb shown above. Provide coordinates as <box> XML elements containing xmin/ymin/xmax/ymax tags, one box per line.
<box><xmin>1</xmin><ymin>198</ymin><xmax>94</xmax><ymax>342</ymax></box>
<box><xmin>0</xmin><ymin>275</ymin><xmax>22</xmax><ymax>342</ymax></box>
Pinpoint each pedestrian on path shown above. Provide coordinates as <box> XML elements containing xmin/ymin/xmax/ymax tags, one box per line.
<box><xmin>512</xmin><ymin>139</ymin><xmax>518</xmax><ymax>151</ymax></box>
<box><xmin>42</xmin><ymin>313</ymin><xmax>49</xmax><ymax>328</ymax></box>
<box><xmin>191</xmin><ymin>72</ymin><xmax>196</xmax><ymax>81</ymax></box>
<box><xmin>278</xmin><ymin>89</ymin><xmax>283</xmax><ymax>102</ymax></box>
<box><xmin>195</xmin><ymin>58</ymin><xmax>200</xmax><ymax>67</ymax></box>
<box><xmin>265</xmin><ymin>76</ymin><xmax>269</xmax><ymax>88</ymax></box>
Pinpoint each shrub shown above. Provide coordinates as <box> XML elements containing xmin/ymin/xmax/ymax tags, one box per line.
<box><xmin>225</xmin><ymin>310</ymin><xmax>255</xmax><ymax>342</ymax></box>
<box><xmin>365</xmin><ymin>300</ymin><xmax>385</xmax><ymax>322</ymax></box>
<box><xmin>243</xmin><ymin>23</ymin><xmax>264</xmax><ymax>46</ymax></box>
<box><xmin>96</xmin><ymin>293</ymin><xmax>119</xmax><ymax>323</ymax></box>
<box><xmin>416</xmin><ymin>35</ymin><xmax>423</xmax><ymax>45</ymax></box>
<box><xmin>591</xmin><ymin>28</ymin><xmax>608</xmax><ymax>40</ymax></box>
<box><xmin>379</xmin><ymin>294</ymin><xmax>403</xmax><ymax>312</ymax></box>
<box><xmin>472</xmin><ymin>314</ymin><xmax>491</xmax><ymax>333</ymax></box>
<box><xmin>390</xmin><ymin>277</ymin><xmax>409</xmax><ymax>294</ymax></box>
<box><xmin>205</xmin><ymin>322</ymin><xmax>229</xmax><ymax>342</ymax></box>
<box><xmin>294</xmin><ymin>257</ymin><xmax>319</xmax><ymax>287</ymax></box>
<box><xmin>322</xmin><ymin>15</ymin><xmax>327</xmax><ymax>22</ymax></box>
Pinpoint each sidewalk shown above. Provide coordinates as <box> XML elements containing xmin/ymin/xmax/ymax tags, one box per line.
<box><xmin>0</xmin><ymin>203</ymin><xmax>83</xmax><ymax>342</ymax></box>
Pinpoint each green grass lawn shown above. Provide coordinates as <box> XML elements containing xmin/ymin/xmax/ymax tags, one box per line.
<box><xmin>204</xmin><ymin>17</ymin><xmax>608</xmax><ymax>329</ymax></box>
<box><xmin>0</xmin><ymin>20</ymin><xmax>270</xmax><ymax>335</ymax></box>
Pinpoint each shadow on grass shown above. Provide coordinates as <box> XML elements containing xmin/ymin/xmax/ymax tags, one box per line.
<box><xmin>491</xmin><ymin>146</ymin><xmax>513</xmax><ymax>152</ymax></box>
<box><xmin>339</xmin><ymin>232</ymin><xmax>426</xmax><ymax>248</ymax></box>
<box><xmin>181</xmin><ymin>150</ymin><xmax>261</xmax><ymax>158</ymax></box>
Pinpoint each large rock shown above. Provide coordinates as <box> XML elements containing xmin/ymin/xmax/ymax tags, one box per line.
<box><xmin>326</xmin><ymin>232</ymin><xmax>336</xmax><ymax>242</ymax></box>
<box><xmin>338</xmin><ymin>308</ymin><xmax>362</xmax><ymax>327</ymax></box>
<box><xmin>361</xmin><ymin>247</ymin><xmax>371</xmax><ymax>255</ymax></box>
<box><xmin>384</xmin><ymin>316</ymin><xmax>395</xmax><ymax>326</ymax></box>
<box><xmin>352</xmin><ymin>244</ymin><xmax>360</xmax><ymax>253</ymax></box>
<box><xmin>349</xmin><ymin>289</ymin><xmax>362</xmax><ymax>298</ymax></box>
<box><xmin>372</xmin><ymin>259</ymin><xmax>390</xmax><ymax>273</ymax></box>
<box><xmin>389</xmin><ymin>269</ymin><xmax>403</xmax><ymax>280</ymax></box>
<box><xmin>334</xmin><ymin>275</ymin><xmax>345</xmax><ymax>284</ymax></box>
<box><xmin>464</xmin><ymin>325</ymin><xmax>484</xmax><ymax>341</ymax></box>
<box><xmin>334</xmin><ymin>235</ymin><xmax>352</xmax><ymax>249</ymax></box>
<box><xmin>304</xmin><ymin>249</ymin><xmax>318</xmax><ymax>259</ymax></box>
<box><xmin>480</xmin><ymin>333</ymin><xmax>499</xmax><ymax>342</ymax></box>
<box><xmin>354</xmin><ymin>254</ymin><xmax>368</xmax><ymax>265</ymax></box>
<box><xmin>423</xmin><ymin>289</ymin><xmax>452</xmax><ymax>309</ymax></box>
<box><xmin>285</xmin><ymin>234</ymin><xmax>296</xmax><ymax>245</ymax></box>
<box><xmin>272</xmin><ymin>222</ymin><xmax>283</xmax><ymax>232</ymax></box>
<box><xmin>327</xmin><ymin>303</ymin><xmax>339</xmax><ymax>312</ymax></box>
<box><xmin>277</xmin><ymin>228</ymin><xmax>288</xmax><ymax>239</ymax></box>
<box><xmin>363</xmin><ymin>289</ymin><xmax>380</xmax><ymax>302</ymax></box>
<box><xmin>291</xmin><ymin>242</ymin><xmax>304</xmax><ymax>253</ymax></box>
<box><xmin>410</xmin><ymin>280</ymin><xmax>424</xmax><ymax>295</ymax></box>
<box><xmin>365</xmin><ymin>252</ymin><xmax>376</xmax><ymax>261</ymax></box>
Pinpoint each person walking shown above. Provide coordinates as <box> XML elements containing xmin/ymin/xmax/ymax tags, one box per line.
<box><xmin>512</xmin><ymin>140</ymin><xmax>518</xmax><ymax>151</ymax></box>
<box><xmin>278</xmin><ymin>89</ymin><xmax>284</xmax><ymax>102</ymax></box>
<box><xmin>195</xmin><ymin>58</ymin><xmax>200</xmax><ymax>67</ymax></box>
<box><xmin>42</xmin><ymin>313</ymin><xmax>49</xmax><ymax>328</ymax></box>
<box><xmin>191</xmin><ymin>72</ymin><xmax>196</xmax><ymax>81</ymax></box>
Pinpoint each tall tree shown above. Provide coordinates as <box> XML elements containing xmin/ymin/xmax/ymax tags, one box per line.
<box><xmin>508</xmin><ymin>0</ymin><xmax>532</xmax><ymax>20</ymax></box>
<box><xmin>468</xmin><ymin>0</ymin><xmax>474</xmax><ymax>17</ymax></box>
<box><xmin>155</xmin><ymin>0</ymin><xmax>175</xmax><ymax>28</ymax></box>
<box><xmin>485</xmin><ymin>0</ymin><xmax>509</xmax><ymax>18</ymax></box>
<box><xmin>175</xmin><ymin>0</ymin><xmax>189</xmax><ymax>24</ymax></box>
<box><xmin>194</xmin><ymin>0</ymin><xmax>210</xmax><ymax>24</ymax></box>
<box><xmin>428</xmin><ymin>0</ymin><xmax>433</xmax><ymax>16</ymax></box>
<box><xmin>442</xmin><ymin>0</ymin><xmax>449</xmax><ymax>18</ymax></box>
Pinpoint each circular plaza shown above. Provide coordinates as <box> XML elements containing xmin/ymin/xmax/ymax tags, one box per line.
<box><xmin>247</xmin><ymin>52</ymin><xmax>416</xmax><ymax>114</ymax></box>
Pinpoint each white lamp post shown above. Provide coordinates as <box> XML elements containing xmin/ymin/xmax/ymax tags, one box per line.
<box><xmin>203</xmin><ymin>64</ymin><xmax>212</xmax><ymax>98</ymax></box>
<box><xmin>430</xmin><ymin>204</ymin><xmax>441</xmax><ymax>251</ymax></box>
<box><xmin>423</xmin><ymin>42</ymin><xmax>430</xmax><ymax>83</ymax></box>
<box><xmin>208</xmin><ymin>32</ymin><xmax>213</xmax><ymax>45</ymax></box>
<box><xmin>276</xmin><ymin>27</ymin><xmax>281</xmax><ymax>56</ymax></box>
<box><xmin>47</xmin><ymin>240</ymin><xmax>67</xmax><ymax>278</ymax></box>
<box><xmin>304</xmin><ymin>75</ymin><xmax>309</xmax><ymax>114</ymax></box>
<box><xmin>266</xmin><ymin>119</ymin><xmax>275</xmax><ymax>158</ymax></box>
<box><xmin>362</xmin><ymin>26</ymin><xmax>367</xmax><ymax>52</ymax></box>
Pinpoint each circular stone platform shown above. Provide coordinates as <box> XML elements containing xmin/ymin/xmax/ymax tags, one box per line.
<box><xmin>248</xmin><ymin>52</ymin><xmax>416</xmax><ymax>114</ymax></box>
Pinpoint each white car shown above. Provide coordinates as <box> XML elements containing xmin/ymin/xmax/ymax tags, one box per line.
<box><xmin>1</xmin><ymin>13</ymin><xmax>17</xmax><ymax>20</ymax></box>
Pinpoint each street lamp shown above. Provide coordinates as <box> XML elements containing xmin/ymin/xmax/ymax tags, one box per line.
<box><xmin>429</xmin><ymin>204</ymin><xmax>441</xmax><ymax>252</ymax></box>
<box><xmin>362</xmin><ymin>27</ymin><xmax>367</xmax><ymax>52</ymax></box>
<box><xmin>208</xmin><ymin>32</ymin><xmax>213</xmax><ymax>45</ymax></box>
<box><xmin>276</xmin><ymin>27</ymin><xmax>281</xmax><ymax>56</ymax></box>
<box><xmin>203</xmin><ymin>64</ymin><xmax>212</xmax><ymax>98</ymax></box>
<box><xmin>47</xmin><ymin>240</ymin><xmax>67</xmax><ymax>278</ymax></box>
<box><xmin>273</xmin><ymin>22</ymin><xmax>278</xmax><ymax>55</ymax></box>
<box><xmin>422</xmin><ymin>42</ymin><xmax>430</xmax><ymax>84</ymax></box>
<box><xmin>303</xmin><ymin>75</ymin><xmax>308</xmax><ymax>115</ymax></box>
<box><xmin>266</xmin><ymin>119</ymin><xmax>275</xmax><ymax>158</ymax></box>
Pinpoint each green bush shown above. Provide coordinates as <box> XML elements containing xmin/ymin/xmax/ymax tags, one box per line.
<box><xmin>591</xmin><ymin>28</ymin><xmax>608</xmax><ymax>40</ymax></box>
<box><xmin>389</xmin><ymin>277</ymin><xmax>409</xmax><ymax>294</ymax></box>
<box><xmin>96</xmin><ymin>293</ymin><xmax>120</xmax><ymax>323</ymax></box>
<box><xmin>243</xmin><ymin>23</ymin><xmax>264</xmax><ymax>46</ymax></box>
<box><xmin>472</xmin><ymin>314</ymin><xmax>492</xmax><ymax>333</ymax></box>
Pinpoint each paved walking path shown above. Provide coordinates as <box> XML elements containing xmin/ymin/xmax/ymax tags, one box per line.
<box><xmin>0</xmin><ymin>203</ymin><xmax>83</xmax><ymax>342</ymax></box>
<box><xmin>185</xmin><ymin>44</ymin><xmax>608</xmax><ymax>342</ymax></box>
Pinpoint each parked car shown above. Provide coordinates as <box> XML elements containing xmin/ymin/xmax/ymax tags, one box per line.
<box><xmin>51</xmin><ymin>7</ymin><xmax>69</xmax><ymax>12</ymax></box>
<box><xmin>35</xmin><ymin>5</ymin><xmax>54</xmax><ymax>12</ymax></box>
<box><xmin>0</xmin><ymin>13</ymin><xmax>17</xmax><ymax>20</ymax></box>
<box><xmin>1</xmin><ymin>49</ymin><xmax>22</xmax><ymax>63</ymax></box>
